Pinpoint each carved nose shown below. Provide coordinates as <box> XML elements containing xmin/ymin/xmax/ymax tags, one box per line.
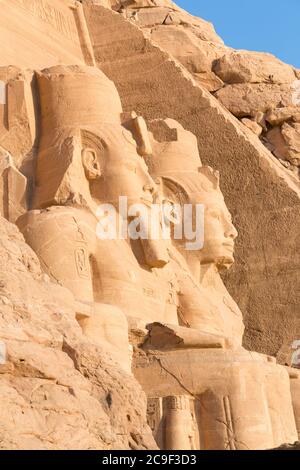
<box><xmin>225</xmin><ymin>223</ymin><xmax>238</xmax><ymax>240</ymax></box>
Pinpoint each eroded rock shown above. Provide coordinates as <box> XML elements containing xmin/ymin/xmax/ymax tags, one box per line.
<box><xmin>213</xmin><ymin>51</ymin><xmax>296</xmax><ymax>85</ymax></box>
<box><xmin>215</xmin><ymin>82</ymin><xmax>294</xmax><ymax>117</ymax></box>
<box><xmin>0</xmin><ymin>216</ymin><xmax>155</xmax><ymax>450</ymax></box>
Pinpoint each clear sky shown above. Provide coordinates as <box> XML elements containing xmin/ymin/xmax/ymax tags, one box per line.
<box><xmin>176</xmin><ymin>0</ymin><xmax>300</xmax><ymax>68</ymax></box>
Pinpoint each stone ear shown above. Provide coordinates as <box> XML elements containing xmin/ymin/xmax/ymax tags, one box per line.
<box><xmin>82</xmin><ymin>148</ymin><xmax>101</xmax><ymax>180</ymax></box>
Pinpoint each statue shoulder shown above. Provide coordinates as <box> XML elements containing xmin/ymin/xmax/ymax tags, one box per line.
<box><xmin>17</xmin><ymin>206</ymin><xmax>98</xmax><ymax>248</ymax></box>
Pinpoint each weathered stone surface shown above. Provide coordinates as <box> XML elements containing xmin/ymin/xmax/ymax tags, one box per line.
<box><xmin>215</xmin><ymin>82</ymin><xmax>294</xmax><ymax>117</ymax></box>
<box><xmin>134</xmin><ymin>347</ymin><xmax>298</xmax><ymax>450</ymax></box>
<box><xmin>0</xmin><ymin>216</ymin><xmax>155</xmax><ymax>450</ymax></box>
<box><xmin>266</xmin><ymin>126</ymin><xmax>290</xmax><ymax>160</ymax></box>
<box><xmin>266</xmin><ymin>107</ymin><xmax>300</xmax><ymax>126</ymax></box>
<box><xmin>144</xmin><ymin>323</ymin><xmax>226</xmax><ymax>350</ymax></box>
<box><xmin>266</xmin><ymin>124</ymin><xmax>300</xmax><ymax>166</ymax></box>
<box><xmin>150</xmin><ymin>26</ymin><xmax>225</xmax><ymax>74</ymax></box>
<box><xmin>213</xmin><ymin>51</ymin><xmax>296</xmax><ymax>85</ymax></box>
<box><xmin>0</xmin><ymin>149</ymin><xmax>27</xmax><ymax>222</ymax></box>
<box><xmin>0</xmin><ymin>0</ymin><xmax>85</xmax><ymax>68</ymax></box>
<box><xmin>281</xmin><ymin>122</ymin><xmax>300</xmax><ymax>166</ymax></box>
<box><xmin>0</xmin><ymin>67</ymin><xmax>35</xmax><ymax>169</ymax></box>
<box><xmin>193</xmin><ymin>71</ymin><xmax>224</xmax><ymax>92</ymax></box>
<box><xmin>107</xmin><ymin>0</ymin><xmax>300</xmax><ymax>184</ymax></box>
<box><xmin>241</xmin><ymin>118</ymin><xmax>263</xmax><ymax>136</ymax></box>
<box><xmin>119</xmin><ymin>1</ymin><xmax>224</xmax><ymax>44</ymax></box>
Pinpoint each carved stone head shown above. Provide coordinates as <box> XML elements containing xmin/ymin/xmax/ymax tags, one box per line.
<box><xmin>33</xmin><ymin>65</ymin><xmax>157</xmax><ymax>210</ymax></box>
<box><xmin>33</xmin><ymin>65</ymin><xmax>169</xmax><ymax>268</ymax></box>
<box><xmin>149</xmin><ymin>119</ymin><xmax>238</xmax><ymax>269</ymax></box>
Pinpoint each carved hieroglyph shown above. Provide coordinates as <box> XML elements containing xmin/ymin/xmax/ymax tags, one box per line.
<box><xmin>147</xmin><ymin>395</ymin><xmax>199</xmax><ymax>450</ymax></box>
<box><xmin>0</xmin><ymin>0</ymin><xmax>85</xmax><ymax>68</ymax></box>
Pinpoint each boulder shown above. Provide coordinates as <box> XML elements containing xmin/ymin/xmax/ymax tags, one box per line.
<box><xmin>213</xmin><ymin>51</ymin><xmax>296</xmax><ymax>85</ymax></box>
<box><xmin>266</xmin><ymin>106</ymin><xmax>300</xmax><ymax>126</ymax></box>
<box><xmin>241</xmin><ymin>118</ymin><xmax>263</xmax><ymax>136</ymax></box>
<box><xmin>151</xmin><ymin>25</ymin><xmax>226</xmax><ymax>74</ymax></box>
<box><xmin>194</xmin><ymin>71</ymin><xmax>224</xmax><ymax>92</ymax></box>
<box><xmin>281</xmin><ymin>122</ymin><xmax>300</xmax><ymax>166</ymax></box>
<box><xmin>215</xmin><ymin>83</ymin><xmax>294</xmax><ymax>117</ymax></box>
<box><xmin>266</xmin><ymin>126</ymin><xmax>290</xmax><ymax>161</ymax></box>
<box><xmin>266</xmin><ymin>123</ymin><xmax>300</xmax><ymax>166</ymax></box>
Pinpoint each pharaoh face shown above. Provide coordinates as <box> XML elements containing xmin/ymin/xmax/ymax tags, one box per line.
<box><xmin>81</xmin><ymin>125</ymin><xmax>158</xmax><ymax>207</ymax></box>
<box><xmin>200</xmin><ymin>188</ymin><xmax>237</xmax><ymax>268</ymax></box>
<box><xmin>160</xmin><ymin>170</ymin><xmax>237</xmax><ymax>269</ymax></box>
<box><xmin>81</xmin><ymin>124</ymin><xmax>170</xmax><ymax>268</ymax></box>
<box><xmin>34</xmin><ymin>65</ymin><xmax>159</xmax><ymax>213</ymax></box>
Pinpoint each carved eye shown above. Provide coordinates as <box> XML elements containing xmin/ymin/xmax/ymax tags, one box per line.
<box><xmin>210</xmin><ymin>210</ymin><xmax>222</xmax><ymax>221</ymax></box>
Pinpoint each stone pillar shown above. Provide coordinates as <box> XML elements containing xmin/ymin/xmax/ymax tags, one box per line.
<box><xmin>164</xmin><ymin>395</ymin><xmax>196</xmax><ymax>450</ymax></box>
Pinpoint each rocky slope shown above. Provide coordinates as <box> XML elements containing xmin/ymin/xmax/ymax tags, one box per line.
<box><xmin>108</xmin><ymin>0</ymin><xmax>300</xmax><ymax>178</ymax></box>
<box><xmin>0</xmin><ymin>216</ymin><xmax>155</xmax><ymax>450</ymax></box>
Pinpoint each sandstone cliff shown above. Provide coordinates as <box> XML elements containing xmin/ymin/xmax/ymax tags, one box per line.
<box><xmin>0</xmin><ymin>0</ymin><xmax>300</xmax><ymax>451</ymax></box>
<box><xmin>110</xmin><ymin>0</ymin><xmax>300</xmax><ymax>175</ymax></box>
<box><xmin>0</xmin><ymin>216</ymin><xmax>155</xmax><ymax>449</ymax></box>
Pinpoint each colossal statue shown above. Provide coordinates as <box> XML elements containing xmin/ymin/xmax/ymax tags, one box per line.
<box><xmin>146</xmin><ymin>119</ymin><xmax>244</xmax><ymax>347</ymax></box>
<box><xmin>10</xmin><ymin>64</ymin><xmax>299</xmax><ymax>449</ymax></box>
<box><xmin>136</xmin><ymin>119</ymin><xmax>299</xmax><ymax>449</ymax></box>
<box><xmin>16</xmin><ymin>65</ymin><xmax>189</xmax><ymax>371</ymax></box>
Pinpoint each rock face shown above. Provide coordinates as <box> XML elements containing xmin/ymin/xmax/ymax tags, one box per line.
<box><xmin>213</xmin><ymin>52</ymin><xmax>300</xmax><ymax>177</ymax></box>
<box><xmin>213</xmin><ymin>51</ymin><xmax>296</xmax><ymax>85</ymax></box>
<box><xmin>215</xmin><ymin>83</ymin><xmax>295</xmax><ymax>117</ymax></box>
<box><xmin>0</xmin><ymin>216</ymin><xmax>155</xmax><ymax>450</ymax></box>
<box><xmin>111</xmin><ymin>0</ymin><xmax>300</xmax><ymax>176</ymax></box>
<box><xmin>266</xmin><ymin>123</ymin><xmax>300</xmax><ymax>166</ymax></box>
<box><xmin>0</xmin><ymin>0</ymin><xmax>300</xmax><ymax>451</ymax></box>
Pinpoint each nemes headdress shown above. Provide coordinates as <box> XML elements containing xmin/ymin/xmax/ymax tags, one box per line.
<box><xmin>34</xmin><ymin>65</ymin><xmax>123</xmax><ymax>208</ymax></box>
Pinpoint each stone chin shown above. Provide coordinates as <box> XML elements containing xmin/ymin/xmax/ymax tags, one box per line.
<box><xmin>215</xmin><ymin>246</ymin><xmax>235</xmax><ymax>270</ymax></box>
<box><xmin>201</xmin><ymin>239</ymin><xmax>235</xmax><ymax>269</ymax></box>
<box><xmin>215</xmin><ymin>254</ymin><xmax>235</xmax><ymax>270</ymax></box>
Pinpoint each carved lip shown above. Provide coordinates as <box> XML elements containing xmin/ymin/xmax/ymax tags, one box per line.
<box><xmin>223</xmin><ymin>241</ymin><xmax>234</xmax><ymax>249</ymax></box>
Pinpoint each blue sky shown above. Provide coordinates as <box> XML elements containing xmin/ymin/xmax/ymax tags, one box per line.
<box><xmin>176</xmin><ymin>0</ymin><xmax>300</xmax><ymax>68</ymax></box>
